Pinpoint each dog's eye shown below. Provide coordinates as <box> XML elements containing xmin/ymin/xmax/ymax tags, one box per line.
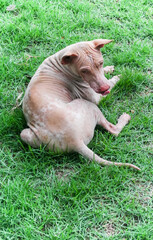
<box><xmin>81</xmin><ymin>69</ymin><xmax>90</xmax><ymax>74</ymax></box>
<box><xmin>99</xmin><ymin>61</ymin><xmax>103</xmax><ymax>66</ymax></box>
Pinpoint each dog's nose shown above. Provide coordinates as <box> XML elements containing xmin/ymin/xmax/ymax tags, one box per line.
<box><xmin>99</xmin><ymin>85</ymin><xmax>110</xmax><ymax>93</ymax></box>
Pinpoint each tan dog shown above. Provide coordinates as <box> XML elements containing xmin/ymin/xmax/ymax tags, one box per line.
<box><xmin>21</xmin><ymin>39</ymin><xmax>140</xmax><ymax>170</ymax></box>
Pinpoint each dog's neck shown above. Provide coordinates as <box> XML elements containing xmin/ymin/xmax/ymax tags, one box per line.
<box><xmin>28</xmin><ymin>49</ymin><xmax>91</xmax><ymax>103</ymax></box>
<box><xmin>45</xmin><ymin>52</ymin><xmax>90</xmax><ymax>100</ymax></box>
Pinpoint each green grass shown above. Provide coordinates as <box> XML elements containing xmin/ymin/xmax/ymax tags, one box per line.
<box><xmin>0</xmin><ymin>0</ymin><xmax>153</xmax><ymax>239</ymax></box>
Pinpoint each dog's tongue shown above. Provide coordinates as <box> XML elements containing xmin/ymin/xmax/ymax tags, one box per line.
<box><xmin>102</xmin><ymin>90</ymin><xmax>110</xmax><ymax>95</ymax></box>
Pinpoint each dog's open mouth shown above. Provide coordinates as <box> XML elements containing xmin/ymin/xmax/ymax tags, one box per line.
<box><xmin>96</xmin><ymin>87</ymin><xmax>110</xmax><ymax>96</ymax></box>
<box><xmin>101</xmin><ymin>90</ymin><xmax>110</xmax><ymax>96</ymax></box>
<box><xmin>96</xmin><ymin>89</ymin><xmax>110</xmax><ymax>95</ymax></box>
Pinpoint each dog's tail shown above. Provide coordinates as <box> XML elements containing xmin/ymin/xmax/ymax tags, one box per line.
<box><xmin>78</xmin><ymin>143</ymin><xmax>141</xmax><ymax>171</ymax></box>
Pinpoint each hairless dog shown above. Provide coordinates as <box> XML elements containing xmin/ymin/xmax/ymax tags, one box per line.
<box><xmin>21</xmin><ymin>39</ymin><xmax>140</xmax><ymax>171</ymax></box>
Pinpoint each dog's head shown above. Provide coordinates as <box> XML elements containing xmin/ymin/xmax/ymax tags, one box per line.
<box><xmin>61</xmin><ymin>39</ymin><xmax>113</xmax><ymax>95</ymax></box>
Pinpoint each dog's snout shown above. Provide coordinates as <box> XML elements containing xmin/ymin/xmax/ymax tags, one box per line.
<box><xmin>98</xmin><ymin>85</ymin><xmax>110</xmax><ymax>93</ymax></box>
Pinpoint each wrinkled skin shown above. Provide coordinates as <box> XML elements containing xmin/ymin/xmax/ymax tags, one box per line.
<box><xmin>20</xmin><ymin>39</ymin><xmax>140</xmax><ymax>171</ymax></box>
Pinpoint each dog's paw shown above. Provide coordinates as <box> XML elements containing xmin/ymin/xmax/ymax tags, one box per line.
<box><xmin>104</xmin><ymin>65</ymin><xmax>115</xmax><ymax>74</ymax></box>
<box><xmin>118</xmin><ymin>113</ymin><xmax>131</xmax><ymax>123</ymax></box>
<box><xmin>113</xmin><ymin>75</ymin><xmax>121</xmax><ymax>82</ymax></box>
<box><xmin>113</xmin><ymin>74</ymin><xmax>121</xmax><ymax>82</ymax></box>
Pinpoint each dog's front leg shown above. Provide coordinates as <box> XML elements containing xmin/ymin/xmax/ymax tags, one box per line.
<box><xmin>104</xmin><ymin>65</ymin><xmax>114</xmax><ymax>74</ymax></box>
<box><xmin>89</xmin><ymin>75</ymin><xmax>120</xmax><ymax>103</ymax></box>
<box><xmin>83</xmin><ymin>87</ymin><xmax>102</xmax><ymax>105</ymax></box>
<box><xmin>103</xmin><ymin>66</ymin><xmax>120</xmax><ymax>90</ymax></box>
<box><xmin>108</xmin><ymin>75</ymin><xmax>120</xmax><ymax>90</ymax></box>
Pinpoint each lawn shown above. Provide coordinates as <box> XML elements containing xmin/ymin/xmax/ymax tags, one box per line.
<box><xmin>0</xmin><ymin>0</ymin><xmax>153</xmax><ymax>239</ymax></box>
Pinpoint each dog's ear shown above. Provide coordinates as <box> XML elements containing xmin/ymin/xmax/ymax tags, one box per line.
<box><xmin>92</xmin><ymin>39</ymin><xmax>113</xmax><ymax>50</ymax></box>
<box><xmin>61</xmin><ymin>52</ymin><xmax>78</xmax><ymax>65</ymax></box>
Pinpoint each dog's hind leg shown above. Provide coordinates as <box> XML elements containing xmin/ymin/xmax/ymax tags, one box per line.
<box><xmin>20</xmin><ymin>128</ymin><xmax>41</xmax><ymax>148</ymax></box>
<box><xmin>97</xmin><ymin>111</ymin><xmax>131</xmax><ymax>136</ymax></box>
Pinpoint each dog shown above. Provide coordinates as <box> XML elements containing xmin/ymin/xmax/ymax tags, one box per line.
<box><xmin>21</xmin><ymin>39</ymin><xmax>140</xmax><ymax>171</ymax></box>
